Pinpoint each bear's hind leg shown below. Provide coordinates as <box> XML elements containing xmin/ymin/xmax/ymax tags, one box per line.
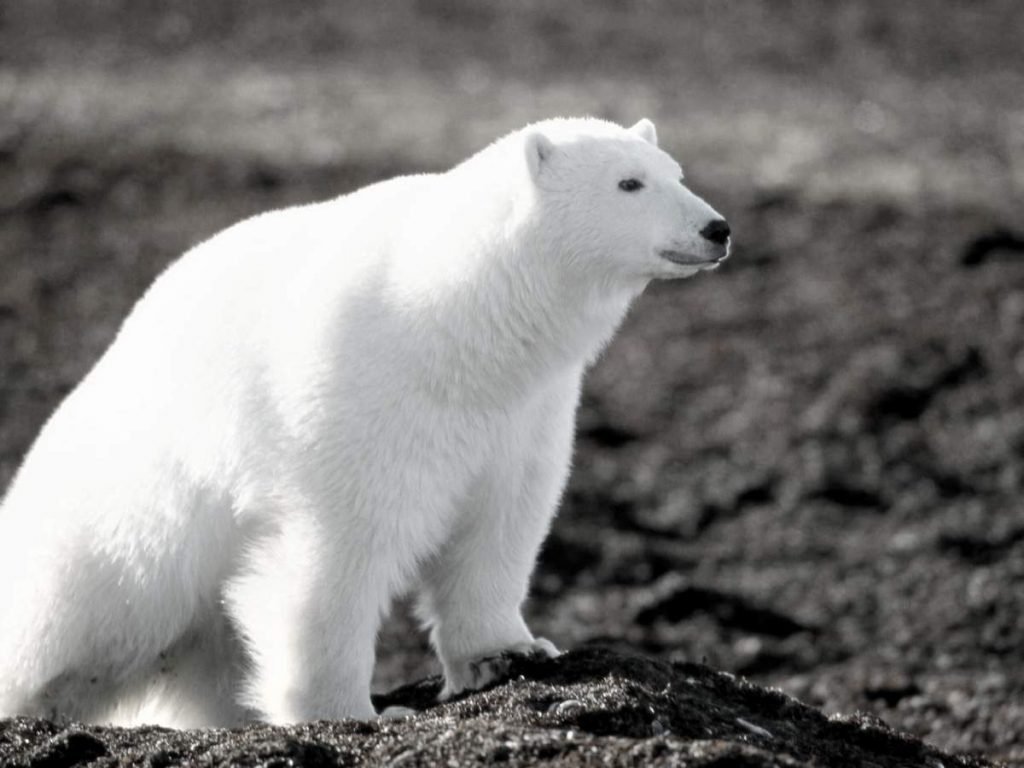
<box><xmin>0</xmin><ymin>481</ymin><xmax>236</xmax><ymax>724</ymax></box>
<box><xmin>0</xmin><ymin>667</ymin><xmax>121</xmax><ymax>724</ymax></box>
<box><xmin>103</xmin><ymin>605</ymin><xmax>251</xmax><ymax>728</ymax></box>
<box><xmin>0</xmin><ymin>549</ymin><xmax>180</xmax><ymax>724</ymax></box>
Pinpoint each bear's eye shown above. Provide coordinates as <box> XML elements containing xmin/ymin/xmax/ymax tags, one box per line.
<box><xmin>618</xmin><ymin>178</ymin><xmax>644</xmax><ymax>192</ymax></box>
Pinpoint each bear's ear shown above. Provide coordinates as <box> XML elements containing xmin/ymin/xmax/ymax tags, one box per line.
<box><xmin>524</xmin><ymin>131</ymin><xmax>555</xmax><ymax>179</ymax></box>
<box><xmin>629</xmin><ymin>118</ymin><xmax>658</xmax><ymax>147</ymax></box>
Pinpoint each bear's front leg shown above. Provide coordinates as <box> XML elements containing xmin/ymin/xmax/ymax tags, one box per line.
<box><xmin>420</xmin><ymin>536</ymin><xmax>563</xmax><ymax>699</ymax></box>
<box><xmin>438</xmin><ymin>637</ymin><xmax>561</xmax><ymax>699</ymax></box>
<box><xmin>226</xmin><ymin>513</ymin><xmax>393</xmax><ymax>723</ymax></box>
<box><xmin>418</xmin><ymin>390</ymin><xmax>576</xmax><ymax>699</ymax></box>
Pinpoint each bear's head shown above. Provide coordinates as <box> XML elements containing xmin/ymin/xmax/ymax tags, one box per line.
<box><xmin>523</xmin><ymin>118</ymin><xmax>729</xmax><ymax>283</ymax></box>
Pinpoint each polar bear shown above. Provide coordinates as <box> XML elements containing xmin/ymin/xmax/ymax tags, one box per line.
<box><xmin>0</xmin><ymin>117</ymin><xmax>729</xmax><ymax>727</ymax></box>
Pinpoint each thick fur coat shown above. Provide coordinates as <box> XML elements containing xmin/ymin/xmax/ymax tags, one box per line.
<box><xmin>0</xmin><ymin>117</ymin><xmax>728</xmax><ymax>727</ymax></box>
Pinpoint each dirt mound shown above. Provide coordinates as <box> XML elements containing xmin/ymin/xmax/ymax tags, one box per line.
<box><xmin>0</xmin><ymin>648</ymin><xmax>992</xmax><ymax>767</ymax></box>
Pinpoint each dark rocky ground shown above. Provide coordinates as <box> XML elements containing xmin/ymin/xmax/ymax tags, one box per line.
<box><xmin>0</xmin><ymin>649</ymin><xmax>996</xmax><ymax>767</ymax></box>
<box><xmin>2</xmin><ymin>1</ymin><xmax>1023</xmax><ymax>765</ymax></box>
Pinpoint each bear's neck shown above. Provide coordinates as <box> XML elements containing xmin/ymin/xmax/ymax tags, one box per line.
<box><xmin>410</xmin><ymin>221</ymin><xmax>645</xmax><ymax>406</ymax></box>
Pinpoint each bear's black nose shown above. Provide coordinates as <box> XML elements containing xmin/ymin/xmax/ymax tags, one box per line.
<box><xmin>700</xmin><ymin>219</ymin><xmax>731</xmax><ymax>245</ymax></box>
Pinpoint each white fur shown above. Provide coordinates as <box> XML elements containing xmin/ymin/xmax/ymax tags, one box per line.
<box><xmin>0</xmin><ymin>117</ymin><xmax>727</xmax><ymax>727</ymax></box>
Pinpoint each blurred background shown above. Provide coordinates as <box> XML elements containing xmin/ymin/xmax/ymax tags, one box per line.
<box><xmin>1</xmin><ymin>1</ymin><xmax>1023</xmax><ymax>761</ymax></box>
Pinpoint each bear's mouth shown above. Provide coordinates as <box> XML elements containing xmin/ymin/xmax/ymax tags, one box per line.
<box><xmin>659</xmin><ymin>250</ymin><xmax>727</xmax><ymax>267</ymax></box>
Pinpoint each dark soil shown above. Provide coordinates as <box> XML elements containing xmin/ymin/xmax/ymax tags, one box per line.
<box><xmin>0</xmin><ymin>648</ymin><xmax>996</xmax><ymax>767</ymax></box>
<box><xmin>2</xmin><ymin>1</ymin><xmax>1023</xmax><ymax>765</ymax></box>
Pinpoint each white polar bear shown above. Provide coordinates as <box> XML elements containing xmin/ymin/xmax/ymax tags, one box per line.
<box><xmin>0</xmin><ymin>117</ymin><xmax>729</xmax><ymax>728</ymax></box>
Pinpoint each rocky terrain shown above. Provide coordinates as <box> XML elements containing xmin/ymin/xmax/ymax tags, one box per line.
<box><xmin>0</xmin><ymin>649</ymin><xmax>996</xmax><ymax>766</ymax></box>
